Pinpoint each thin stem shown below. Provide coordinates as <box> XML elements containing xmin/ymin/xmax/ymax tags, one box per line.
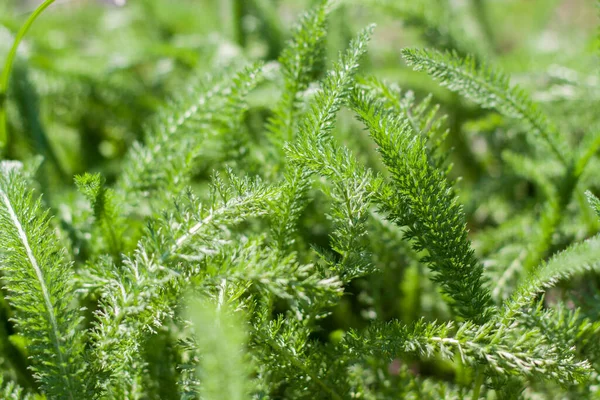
<box><xmin>250</xmin><ymin>0</ymin><xmax>283</xmax><ymax>60</ymax></box>
<box><xmin>575</xmin><ymin>131</ymin><xmax>600</xmax><ymax>177</ymax></box>
<box><xmin>471</xmin><ymin>0</ymin><xmax>496</xmax><ymax>53</ymax></box>
<box><xmin>0</xmin><ymin>0</ymin><xmax>55</xmax><ymax>154</ymax></box>
<box><xmin>221</xmin><ymin>0</ymin><xmax>245</xmax><ymax>47</ymax></box>
<box><xmin>522</xmin><ymin>163</ymin><xmax>578</xmax><ymax>276</ymax></box>
<box><xmin>471</xmin><ymin>368</ymin><xmax>485</xmax><ymax>399</ymax></box>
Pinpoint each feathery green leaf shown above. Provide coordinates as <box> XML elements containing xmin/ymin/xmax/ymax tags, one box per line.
<box><xmin>505</xmin><ymin>234</ymin><xmax>600</xmax><ymax>317</ymax></box>
<box><xmin>401</xmin><ymin>48</ymin><xmax>569</xmax><ymax>165</ymax></box>
<box><xmin>351</xmin><ymin>88</ymin><xmax>493</xmax><ymax>322</ymax></box>
<box><xmin>0</xmin><ymin>161</ymin><xmax>93</xmax><ymax>399</ymax></box>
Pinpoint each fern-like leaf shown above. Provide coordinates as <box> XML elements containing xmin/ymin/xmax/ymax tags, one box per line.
<box><xmin>401</xmin><ymin>48</ymin><xmax>569</xmax><ymax>165</ymax></box>
<box><xmin>266</xmin><ymin>0</ymin><xmax>331</xmax><ymax>151</ymax></box>
<box><xmin>585</xmin><ymin>190</ymin><xmax>600</xmax><ymax>219</ymax></box>
<box><xmin>89</xmin><ymin>172</ymin><xmax>278</xmax><ymax>397</ymax></box>
<box><xmin>504</xmin><ymin>234</ymin><xmax>600</xmax><ymax>317</ymax></box>
<box><xmin>345</xmin><ymin>319</ymin><xmax>590</xmax><ymax>386</ymax></box>
<box><xmin>75</xmin><ymin>172</ymin><xmax>125</xmax><ymax>262</ymax></box>
<box><xmin>118</xmin><ymin>63</ymin><xmax>264</xmax><ymax>200</ymax></box>
<box><xmin>286</xmin><ymin>24</ymin><xmax>375</xmax><ymax>279</ymax></box>
<box><xmin>0</xmin><ymin>375</ymin><xmax>30</xmax><ymax>400</ymax></box>
<box><xmin>0</xmin><ymin>161</ymin><xmax>93</xmax><ymax>399</ymax></box>
<box><xmin>351</xmin><ymin>90</ymin><xmax>493</xmax><ymax>323</ymax></box>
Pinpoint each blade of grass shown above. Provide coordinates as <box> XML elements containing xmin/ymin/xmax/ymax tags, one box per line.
<box><xmin>0</xmin><ymin>0</ymin><xmax>56</xmax><ymax>155</ymax></box>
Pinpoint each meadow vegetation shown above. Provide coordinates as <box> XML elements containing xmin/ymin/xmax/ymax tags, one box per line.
<box><xmin>0</xmin><ymin>0</ymin><xmax>599</xmax><ymax>398</ymax></box>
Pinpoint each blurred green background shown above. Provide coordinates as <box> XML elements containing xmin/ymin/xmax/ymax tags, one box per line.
<box><xmin>0</xmin><ymin>0</ymin><xmax>596</xmax><ymax>187</ymax></box>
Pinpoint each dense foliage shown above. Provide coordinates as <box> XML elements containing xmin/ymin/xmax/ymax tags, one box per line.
<box><xmin>0</xmin><ymin>0</ymin><xmax>599</xmax><ymax>398</ymax></box>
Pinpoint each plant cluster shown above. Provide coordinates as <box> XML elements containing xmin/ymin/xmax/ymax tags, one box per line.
<box><xmin>0</xmin><ymin>0</ymin><xmax>599</xmax><ymax>399</ymax></box>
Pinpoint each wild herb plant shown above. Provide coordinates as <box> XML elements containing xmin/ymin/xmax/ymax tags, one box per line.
<box><xmin>0</xmin><ymin>0</ymin><xmax>599</xmax><ymax>398</ymax></box>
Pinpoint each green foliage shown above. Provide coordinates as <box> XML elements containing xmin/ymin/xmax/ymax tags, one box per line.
<box><xmin>586</xmin><ymin>190</ymin><xmax>600</xmax><ymax>219</ymax></box>
<box><xmin>351</xmin><ymin>84</ymin><xmax>492</xmax><ymax>322</ymax></box>
<box><xmin>0</xmin><ymin>162</ymin><xmax>93</xmax><ymax>398</ymax></box>
<box><xmin>505</xmin><ymin>234</ymin><xmax>600</xmax><ymax>316</ymax></box>
<box><xmin>401</xmin><ymin>48</ymin><xmax>569</xmax><ymax>164</ymax></box>
<box><xmin>285</xmin><ymin>24</ymin><xmax>375</xmax><ymax>280</ymax></box>
<box><xmin>0</xmin><ymin>0</ymin><xmax>599</xmax><ymax>399</ymax></box>
<box><xmin>344</xmin><ymin>318</ymin><xmax>590</xmax><ymax>386</ymax></box>
<box><xmin>118</xmin><ymin>63</ymin><xmax>264</xmax><ymax>201</ymax></box>
<box><xmin>75</xmin><ymin>173</ymin><xmax>125</xmax><ymax>262</ymax></box>
<box><xmin>0</xmin><ymin>374</ymin><xmax>30</xmax><ymax>400</ymax></box>
<box><xmin>265</xmin><ymin>0</ymin><xmax>330</xmax><ymax>154</ymax></box>
<box><xmin>186</xmin><ymin>297</ymin><xmax>250</xmax><ymax>400</ymax></box>
<box><xmin>358</xmin><ymin>0</ymin><xmax>485</xmax><ymax>59</ymax></box>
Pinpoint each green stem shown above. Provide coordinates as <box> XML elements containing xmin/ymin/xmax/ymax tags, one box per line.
<box><xmin>250</xmin><ymin>0</ymin><xmax>284</xmax><ymax>60</ymax></box>
<box><xmin>518</xmin><ymin>163</ymin><xmax>577</xmax><ymax>284</ymax></box>
<box><xmin>575</xmin><ymin>131</ymin><xmax>600</xmax><ymax>177</ymax></box>
<box><xmin>0</xmin><ymin>0</ymin><xmax>55</xmax><ymax>154</ymax></box>
<box><xmin>471</xmin><ymin>368</ymin><xmax>484</xmax><ymax>399</ymax></box>
<box><xmin>221</xmin><ymin>0</ymin><xmax>245</xmax><ymax>48</ymax></box>
<box><xmin>471</xmin><ymin>0</ymin><xmax>496</xmax><ymax>53</ymax></box>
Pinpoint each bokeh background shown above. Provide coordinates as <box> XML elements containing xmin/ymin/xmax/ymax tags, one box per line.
<box><xmin>1</xmin><ymin>0</ymin><xmax>596</xmax><ymax>184</ymax></box>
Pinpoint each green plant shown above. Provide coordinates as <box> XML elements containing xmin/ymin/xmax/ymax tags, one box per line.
<box><xmin>0</xmin><ymin>0</ymin><xmax>55</xmax><ymax>154</ymax></box>
<box><xmin>0</xmin><ymin>0</ymin><xmax>599</xmax><ymax>398</ymax></box>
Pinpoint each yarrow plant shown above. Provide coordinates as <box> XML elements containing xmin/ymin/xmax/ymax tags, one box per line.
<box><xmin>0</xmin><ymin>0</ymin><xmax>600</xmax><ymax>398</ymax></box>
